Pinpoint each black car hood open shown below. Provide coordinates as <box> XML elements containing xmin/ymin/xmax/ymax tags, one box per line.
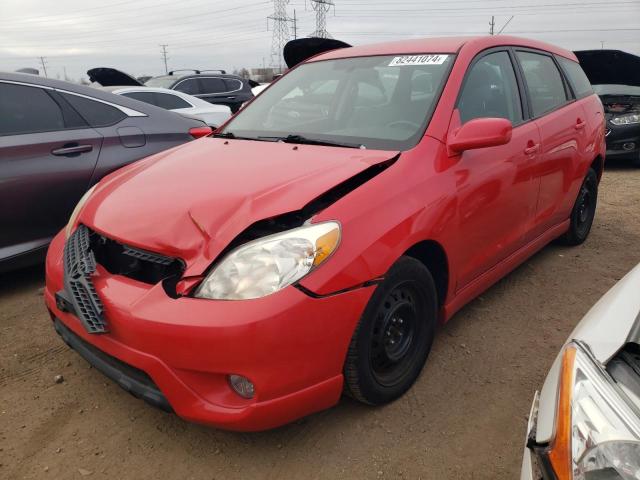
<box><xmin>574</xmin><ymin>50</ymin><xmax>640</xmax><ymax>87</ymax></box>
<box><xmin>283</xmin><ymin>37</ymin><xmax>351</xmax><ymax>68</ymax></box>
<box><xmin>87</xmin><ymin>67</ymin><xmax>143</xmax><ymax>86</ymax></box>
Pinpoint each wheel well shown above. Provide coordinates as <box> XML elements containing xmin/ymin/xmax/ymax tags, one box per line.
<box><xmin>403</xmin><ymin>241</ymin><xmax>449</xmax><ymax>307</ymax></box>
<box><xmin>591</xmin><ymin>155</ymin><xmax>604</xmax><ymax>182</ymax></box>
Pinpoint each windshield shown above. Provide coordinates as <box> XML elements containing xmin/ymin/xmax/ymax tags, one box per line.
<box><xmin>593</xmin><ymin>84</ymin><xmax>640</xmax><ymax>96</ymax></box>
<box><xmin>145</xmin><ymin>76</ymin><xmax>179</xmax><ymax>88</ymax></box>
<box><xmin>221</xmin><ymin>54</ymin><xmax>455</xmax><ymax>150</ymax></box>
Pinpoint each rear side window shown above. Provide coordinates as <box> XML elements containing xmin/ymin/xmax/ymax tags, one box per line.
<box><xmin>557</xmin><ymin>56</ymin><xmax>593</xmax><ymax>99</ymax></box>
<box><xmin>516</xmin><ymin>51</ymin><xmax>568</xmax><ymax>117</ymax></box>
<box><xmin>199</xmin><ymin>77</ymin><xmax>227</xmax><ymax>94</ymax></box>
<box><xmin>223</xmin><ymin>79</ymin><xmax>242</xmax><ymax>92</ymax></box>
<box><xmin>458</xmin><ymin>51</ymin><xmax>523</xmax><ymax>124</ymax></box>
<box><xmin>122</xmin><ymin>91</ymin><xmax>191</xmax><ymax>110</ymax></box>
<box><xmin>62</xmin><ymin>93</ymin><xmax>127</xmax><ymax>127</ymax></box>
<box><xmin>174</xmin><ymin>79</ymin><xmax>199</xmax><ymax>95</ymax></box>
<box><xmin>0</xmin><ymin>83</ymin><xmax>65</xmax><ymax>135</ymax></box>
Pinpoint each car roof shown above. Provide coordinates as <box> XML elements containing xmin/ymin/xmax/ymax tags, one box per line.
<box><xmin>152</xmin><ymin>72</ymin><xmax>244</xmax><ymax>82</ymax></box>
<box><xmin>310</xmin><ymin>35</ymin><xmax>577</xmax><ymax>62</ymax></box>
<box><xmin>0</xmin><ymin>71</ymin><xmax>179</xmax><ymax>116</ymax></box>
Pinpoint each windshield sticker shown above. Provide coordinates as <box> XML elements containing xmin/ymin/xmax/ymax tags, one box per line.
<box><xmin>388</xmin><ymin>54</ymin><xmax>449</xmax><ymax>66</ymax></box>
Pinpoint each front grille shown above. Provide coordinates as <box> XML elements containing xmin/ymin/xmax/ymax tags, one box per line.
<box><xmin>62</xmin><ymin>225</ymin><xmax>184</xmax><ymax>334</ymax></box>
<box><xmin>90</xmin><ymin>230</ymin><xmax>184</xmax><ymax>285</ymax></box>
<box><xmin>63</xmin><ymin>225</ymin><xmax>107</xmax><ymax>333</ymax></box>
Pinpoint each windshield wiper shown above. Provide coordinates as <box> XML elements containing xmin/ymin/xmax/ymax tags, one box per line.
<box><xmin>212</xmin><ymin>131</ymin><xmax>270</xmax><ymax>142</ymax></box>
<box><xmin>257</xmin><ymin>134</ymin><xmax>365</xmax><ymax>149</ymax></box>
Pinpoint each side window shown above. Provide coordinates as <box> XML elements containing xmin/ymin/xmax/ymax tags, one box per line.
<box><xmin>62</xmin><ymin>93</ymin><xmax>127</xmax><ymax>127</ymax></box>
<box><xmin>557</xmin><ymin>56</ymin><xmax>593</xmax><ymax>99</ymax></box>
<box><xmin>153</xmin><ymin>92</ymin><xmax>192</xmax><ymax>110</ymax></box>
<box><xmin>199</xmin><ymin>77</ymin><xmax>227</xmax><ymax>94</ymax></box>
<box><xmin>458</xmin><ymin>51</ymin><xmax>523</xmax><ymax>124</ymax></box>
<box><xmin>516</xmin><ymin>51</ymin><xmax>568</xmax><ymax>117</ymax></box>
<box><xmin>0</xmin><ymin>83</ymin><xmax>65</xmax><ymax>135</ymax></box>
<box><xmin>174</xmin><ymin>79</ymin><xmax>199</xmax><ymax>95</ymax></box>
<box><xmin>223</xmin><ymin>79</ymin><xmax>242</xmax><ymax>92</ymax></box>
<box><xmin>121</xmin><ymin>91</ymin><xmax>157</xmax><ymax>105</ymax></box>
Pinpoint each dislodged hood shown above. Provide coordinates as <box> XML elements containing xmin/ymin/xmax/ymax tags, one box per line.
<box><xmin>574</xmin><ymin>50</ymin><xmax>640</xmax><ymax>87</ymax></box>
<box><xmin>87</xmin><ymin>67</ymin><xmax>143</xmax><ymax>86</ymax></box>
<box><xmin>284</xmin><ymin>37</ymin><xmax>351</xmax><ymax>68</ymax></box>
<box><xmin>80</xmin><ymin>139</ymin><xmax>398</xmax><ymax>276</ymax></box>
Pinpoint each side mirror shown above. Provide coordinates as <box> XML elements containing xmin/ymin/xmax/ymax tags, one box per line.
<box><xmin>447</xmin><ymin>117</ymin><xmax>513</xmax><ymax>154</ymax></box>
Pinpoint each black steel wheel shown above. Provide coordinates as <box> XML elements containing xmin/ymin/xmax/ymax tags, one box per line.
<box><xmin>561</xmin><ymin>168</ymin><xmax>598</xmax><ymax>246</ymax></box>
<box><xmin>343</xmin><ymin>256</ymin><xmax>438</xmax><ymax>405</ymax></box>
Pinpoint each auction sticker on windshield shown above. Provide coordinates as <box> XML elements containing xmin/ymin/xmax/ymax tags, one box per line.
<box><xmin>388</xmin><ymin>54</ymin><xmax>449</xmax><ymax>66</ymax></box>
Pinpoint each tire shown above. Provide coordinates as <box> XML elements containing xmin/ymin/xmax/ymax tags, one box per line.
<box><xmin>561</xmin><ymin>168</ymin><xmax>598</xmax><ymax>246</ymax></box>
<box><xmin>343</xmin><ymin>256</ymin><xmax>438</xmax><ymax>405</ymax></box>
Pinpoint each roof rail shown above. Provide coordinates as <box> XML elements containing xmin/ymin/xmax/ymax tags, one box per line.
<box><xmin>168</xmin><ymin>69</ymin><xmax>201</xmax><ymax>75</ymax></box>
<box><xmin>200</xmin><ymin>69</ymin><xmax>227</xmax><ymax>74</ymax></box>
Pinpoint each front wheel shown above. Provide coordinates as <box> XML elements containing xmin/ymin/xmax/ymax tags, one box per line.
<box><xmin>343</xmin><ymin>256</ymin><xmax>438</xmax><ymax>405</ymax></box>
<box><xmin>561</xmin><ymin>168</ymin><xmax>598</xmax><ymax>246</ymax></box>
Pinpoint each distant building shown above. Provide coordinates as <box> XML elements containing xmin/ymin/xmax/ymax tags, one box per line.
<box><xmin>250</xmin><ymin>67</ymin><xmax>285</xmax><ymax>83</ymax></box>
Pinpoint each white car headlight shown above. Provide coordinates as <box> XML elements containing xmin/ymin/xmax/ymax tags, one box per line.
<box><xmin>194</xmin><ymin>221</ymin><xmax>341</xmax><ymax>300</ymax></box>
<box><xmin>65</xmin><ymin>184</ymin><xmax>97</xmax><ymax>239</ymax></box>
<box><xmin>610</xmin><ymin>113</ymin><xmax>640</xmax><ymax>126</ymax></box>
<box><xmin>547</xmin><ymin>343</ymin><xmax>640</xmax><ymax>479</ymax></box>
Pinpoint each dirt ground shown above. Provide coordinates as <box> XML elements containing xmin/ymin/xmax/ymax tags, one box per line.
<box><xmin>1</xmin><ymin>162</ymin><xmax>639</xmax><ymax>480</ymax></box>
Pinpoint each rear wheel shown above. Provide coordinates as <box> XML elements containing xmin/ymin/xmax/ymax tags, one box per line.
<box><xmin>561</xmin><ymin>168</ymin><xmax>598</xmax><ymax>246</ymax></box>
<box><xmin>343</xmin><ymin>256</ymin><xmax>437</xmax><ymax>405</ymax></box>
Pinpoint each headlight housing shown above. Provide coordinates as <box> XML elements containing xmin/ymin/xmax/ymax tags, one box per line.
<box><xmin>194</xmin><ymin>221</ymin><xmax>341</xmax><ymax>300</ymax></box>
<box><xmin>547</xmin><ymin>342</ymin><xmax>640</xmax><ymax>479</ymax></box>
<box><xmin>65</xmin><ymin>184</ymin><xmax>97</xmax><ymax>239</ymax></box>
<box><xmin>610</xmin><ymin>113</ymin><xmax>640</xmax><ymax>126</ymax></box>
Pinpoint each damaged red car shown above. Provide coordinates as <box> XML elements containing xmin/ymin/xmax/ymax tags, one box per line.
<box><xmin>45</xmin><ymin>35</ymin><xmax>605</xmax><ymax>431</ymax></box>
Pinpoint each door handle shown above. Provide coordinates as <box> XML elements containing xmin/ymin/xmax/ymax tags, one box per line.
<box><xmin>575</xmin><ymin>119</ymin><xmax>586</xmax><ymax>130</ymax></box>
<box><xmin>51</xmin><ymin>144</ymin><xmax>93</xmax><ymax>156</ymax></box>
<box><xmin>226</xmin><ymin>96</ymin><xmax>236</xmax><ymax>100</ymax></box>
<box><xmin>524</xmin><ymin>143</ymin><xmax>540</xmax><ymax>155</ymax></box>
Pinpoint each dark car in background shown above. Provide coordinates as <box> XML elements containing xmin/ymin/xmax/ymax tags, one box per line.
<box><xmin>575</xmin><ymin>50</ymin><xmax>640</xmax><ymax>165</ymax></box>
<box><xmin>88</xmin><ymin>67</ymin><xmax>255</xmax><ymax>113</ymax></box>
<box><xmin>0</xmin><ymin>72</ymin><xmax>211</xmax><ymax>273</ymax></box>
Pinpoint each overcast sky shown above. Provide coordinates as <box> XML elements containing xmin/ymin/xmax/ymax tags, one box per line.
<box><xmin>1</xmin><ymin>0</ymin><xmax>638</xmax><ymax>81</ymax></box>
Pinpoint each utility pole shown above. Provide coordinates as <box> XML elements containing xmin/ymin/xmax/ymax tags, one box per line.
<box><xmin>600</xmin><ymin>41</ymin><xmax>605</xmax><ymax>49</ymax></box>
<box><xmin>489</xmin><ymin>15</ymin><xmax>495</xmax><ymax>35</ymax></box>
<box><xmin>38</xmin><ymin>56</ymin><xmax>48</xmax><ymax>77</ymax></box>
<box><xmin>293</xmin><ymin>9</ymin><xmax>297</xmax><ymax>39</ymax></box>
<box><xmin>160</xmin><ymin>44</ymin><xmax>169</xmax><ymax>74</ymax></box>
<box><xmin>267</xmin><ymin>0</ymin><xmax>293</xmax><ymax>70</ymax></box>
<box><xmin>310</xmin><ymin>0</ymin><xmax>334</xmax><ymax>38</ymax></box>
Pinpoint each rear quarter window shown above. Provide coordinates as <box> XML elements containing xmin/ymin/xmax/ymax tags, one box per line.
<box><xmin>62</xmin><ymin>93</ymin><xmax>127</xmax><ymax>127</ymax></box>
<box><xmin>557</xmin><ymin>56</ymin><xmax>594</xmax><ymax>99</ymax></box>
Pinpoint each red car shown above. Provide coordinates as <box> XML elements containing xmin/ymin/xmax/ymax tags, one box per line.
<box><xmin>45</xmin><ymin>36</ymin><xmax>605</xmax><ymax>431</ymax></box>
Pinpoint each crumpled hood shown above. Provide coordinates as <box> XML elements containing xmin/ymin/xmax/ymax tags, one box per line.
<box><xmin>80</xmin><ymin>138</ymin><xmax>397</xmax><ymax>275</ymax></box>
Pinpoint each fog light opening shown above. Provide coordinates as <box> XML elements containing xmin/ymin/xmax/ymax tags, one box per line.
<box><xmin>228</xmin><ymin>374</ymin><xmax>255</xmax><ymax>399</ymax></box>
<box><xmin>622</xmin><ymin>142</ymin><xmax>636</xmax><ymax>151</ymax></box>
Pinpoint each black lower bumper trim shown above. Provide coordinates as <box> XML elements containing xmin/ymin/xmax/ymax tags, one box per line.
<box><xmin>53</xmin><ymin>318</ymin><xmax>173</xmax><ymax>413</ymax></box>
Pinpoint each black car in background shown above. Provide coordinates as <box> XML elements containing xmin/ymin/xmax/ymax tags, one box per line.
<box><xmin>0</xmin><ymin>72</ymin><xmax>210</xmax><ymax>273</ymax></box>
<box><xmin>88</xmin><ymin>67</ymin><xmax>255</xmax><ymax>113</ymax></box>
<box><xmin>575</xmin><ymin>50</ymin><xmax>640</xmax><ymax>165</ymax></box>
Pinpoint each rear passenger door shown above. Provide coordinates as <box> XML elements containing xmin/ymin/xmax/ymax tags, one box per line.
<box><xmin>197</xmin><ymin>77</ymin><xmax>242</xmax><ymax>110</ymax></box>
<box><xmin>0</xmin><ymin>81</ymin><xmax>103</xmax><ymax>260</ymax></box>
<box><xmin>515</xmin><ymin>50</ymin><xmax>588</xmax><ymax>238</ymax></box>
<box><xmin>454</xmin><ymin>49</ymin><xmax>542</xmax><ymax>289</ymax></box>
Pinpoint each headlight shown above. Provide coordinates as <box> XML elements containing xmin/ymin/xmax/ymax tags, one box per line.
<box><xmin>65</xmin><ymin>185</ymin><xmax>97</xmax><ymax>239</ymax></box>
<box><xmin>194</xmin><ymin>221</ymin><xmax>341</xmax><ymax>300</ymax></box>
<box><xmin>610</xmin><ymin>113</ymin><xmax>640</xmax><ymax>126</ymax></box>
<box><xmin>547</xmin><ymin>343</ymin><xmax>640</xmax><ymax>479</ymax></box>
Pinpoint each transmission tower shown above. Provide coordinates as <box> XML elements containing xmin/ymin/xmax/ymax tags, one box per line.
<box><xmin>310</xmin><ymin>0</ymin><xmax>334</xmax><ymax>38</ymax></box>
<box><xmin>268</xmin><ymin>0</ymin><xmax>292</xmax><ymax>70</ymax></box>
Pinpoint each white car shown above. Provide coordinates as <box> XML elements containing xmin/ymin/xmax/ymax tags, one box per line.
<box><xmin>103</xmin><ymin>86</ymin><xmax>231</xmax><ymax>128</ymax></box>
<box><xmin>521</xmin><ymin>263</ymin><xmax>640</xmax><ymax>479</ymax></box>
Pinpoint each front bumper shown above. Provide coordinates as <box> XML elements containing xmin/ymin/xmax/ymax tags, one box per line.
<box><xmin>45</xmin><ymin>230</ymin><xmax>374</xmax><ymax>431</ymax></box>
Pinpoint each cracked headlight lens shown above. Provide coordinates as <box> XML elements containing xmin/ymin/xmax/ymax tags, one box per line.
<box><xmin>547</xmin><ymin>343</ymin><xmax>640</xmax><ymax>479</ymax></box>
<box><xmin>65</xmin><ymin>184</ymin><xmax>97</xmax><ymax>239</ymax></box>
<box><xmin>195</xmin><ymin>221</ymin><xmax>340</xmax><ymax>300</ymax></box>
<box><xmin>610</xmin><ymin>114</ymin><xmax>640</xmax><ymax>126</ymax></box>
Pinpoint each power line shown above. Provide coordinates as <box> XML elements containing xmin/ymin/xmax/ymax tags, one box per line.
<box><xmin>497</xmin><ymin>15</ymin><xmax>515</xmax><ymax>34</ymax></box>
<box><xmin>160</xmin><ymin>44</ymin><xmax>169</xmax><ymax>73</ymax></box>
<box><xmin>267</xmin><ymin>0</ymin><xmax>293</xmax><ymax>69</ymax></box>
<box><xmin>310</xmin><ymin>0</ymin><xmax>335</xmax><ymax>38</ymax></box>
